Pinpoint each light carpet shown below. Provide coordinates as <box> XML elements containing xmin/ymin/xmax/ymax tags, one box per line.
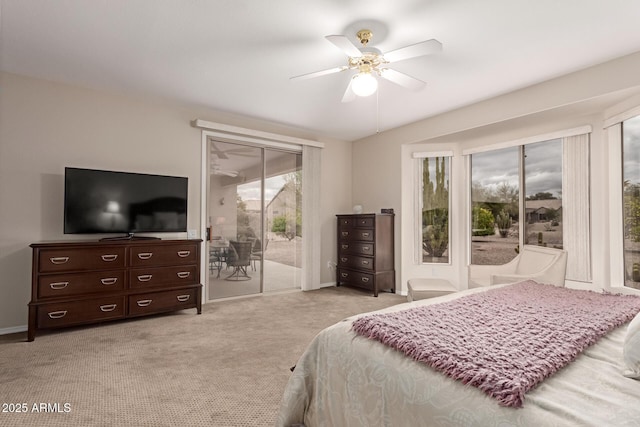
<box><xmin>0</xmin><ymin>286</ymin><xmax>404</xmax><ymax>427</ymax></box>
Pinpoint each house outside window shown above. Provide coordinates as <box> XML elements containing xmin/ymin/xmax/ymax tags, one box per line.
<box><xmin>523</xmin><ymin>139</ymin><xmax>563</xmax><ymax>249</ymax></box>
<box><xmin>420</xmin><ymin>156</ymin><xmax>450</xmax><ymax>263</ymax></box>
<box><xmin>622</xmin><ymin>114</ymin><xmax>640</xmax><ymax>290</ymax></box>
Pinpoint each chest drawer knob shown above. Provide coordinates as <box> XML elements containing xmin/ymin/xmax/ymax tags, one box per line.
<box><xmin>177</xmin><ymin>250</ymin><xmax>191</xmax><ymax>258</ymax></box>
<box><xmin>49</xmin><ymin>281</ymin><xmax>69</xmax><ymax>290</ymax></box>
<box><xmin>341</xmin><ymin>231</ymin><xmax>349</xmax><ymax>237</ymax></box>
<box><xmin>100</xmin><ymin>277</ymin><xmax>118</xmax><ymax>286</ymax></box>
<box><xmin>137</xmin><ymin>252</ymin><xmax>153</xmax><ymax>260</ymax></box>
<box><xmin>176</xmin><ymin>294</ymin><xmax>190</xmax><ymax>302</ymax></box>
<box><xmin>361</xmin><ymin>232</ymin><xmax>371</xmax><ymax>238</ymax></box>
<box><xmin>361</xmin><ymin>260</ymin><xmax>370</xmax><ymax>265</ymax></box>
<box><xmin>341</xmin><ymin>272</ymin><xmax>348</xmax><ymax>278</ymax></box>
<box><xmin>340</xmin><ymin>257</ymin><xmax>348</xmax><ymax>262</ymax></box>
<box><xmin>47</xmin><ymin>310</ymin><xmax>67</xmax><ymax>319</ymax></box>
<box><xmin>176</xmin><ymin>271</ymin><xmax>191</xmax><ymax>279</ymax></box>
<box><xmin>361</xmin><ymin>277</ymin><xmax>370</xmax><ymax>283</ymax></box>
<box><xmin>137</xmin><ymin>274</ymin><xmax>153</xmax><ymax>282</ymax></box>
<box><xmin>101</xmin><ymin>254</ymin><xmax>118</xmax><ymax>262</ymax></box>
<box><xmin>136</xmin><ymin>299</ymin><xmax>153</xmax><ymax>307</ymax></box>
<box><xmin>341</xmin><ymin>244</ymin><xmax>349</xmax><ymax>250</ymax></box>
<box><xmin>49</xmin><ymin>256</ymin><xmax>69</xmax><ymax>265</ymax></box>
<box><xmin>100</xmin><ymin>304</ymin><xmax>117</xmax><ymax>312</ymax></box>
<box><xmin>363</xmin><ymin>246</ymin><xmax>370</xmax><ymax>251</ymax></box>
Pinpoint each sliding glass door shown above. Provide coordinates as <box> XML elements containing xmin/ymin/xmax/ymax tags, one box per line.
<box><xmin>206</xmin><ymin>139</ymin><xmax>302</xmax><ymax>299</ymax></box>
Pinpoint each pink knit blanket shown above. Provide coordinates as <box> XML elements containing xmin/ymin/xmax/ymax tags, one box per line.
<box><xmin>351</xmin><ymin>280</ymin><xmax>640</xmax><ymax>408</ymax></box>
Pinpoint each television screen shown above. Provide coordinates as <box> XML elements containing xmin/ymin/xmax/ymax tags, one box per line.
<box><xmin>64</xmin><ymin>167</ymin><xmax>188</xmax><ymax>235</ymax></box>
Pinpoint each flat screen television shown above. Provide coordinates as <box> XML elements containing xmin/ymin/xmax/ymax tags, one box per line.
<box><xmin>64</xmin><ymin>167</ymin><xmax>188</xmax><ymax>237</ymax></box>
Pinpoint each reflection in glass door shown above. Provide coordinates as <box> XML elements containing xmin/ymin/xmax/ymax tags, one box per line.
<box><xmin>206</xmin><ymin>139</ymin><xmax>302</xmax><ymax>300</ymax></box>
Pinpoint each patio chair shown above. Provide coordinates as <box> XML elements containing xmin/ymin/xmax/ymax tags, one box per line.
<box><xmin>250</xmin><ymin>238</ymin><xmax>268</xmax><ymax>271</ymax></box>
<box><xmin>225</xmin><ymin>240</ymin><xmax>252</xmax><ymax>281</ymax></box>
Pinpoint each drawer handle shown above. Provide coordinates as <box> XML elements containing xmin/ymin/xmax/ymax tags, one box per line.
<box><xmin>362</xmin><ymin>260</ymin><xmax>370</xmax><ymax>265</ymax></box>
<box><xmin>363</xmin><ymin>246</ymin><xmax>370</xmax><ymax>251</ymax></box>
<box><xmin>137</xmin><ymin>274</ymin><xmax>153</xmax><ymax>282</ymax></box>
<box><xmin>137</xmin><ymin>252</ymin><xmax>153</xmax><ymax>260</ymax></box>
<box><xmin>362</xmin><ymin>232</ymin><xmax>371</xmax><ymax>238</ymax></box>
<box><xmin>100</xmin><ymin>304</ymin><xmax>117</xmax><ymax>312</ymax></box>
<box><xmin>101</xmin><ymin>254</ymin><xmax>118</xmax><ymax>262</ymax></box>
<box><xmin>136</xmin><ymin>299</ymin><xmax>153</xmax><ymax>307</ymax></box>
<box><xmin>49</xmin><ymin>281</ymin><xmax>69</xmax><ymax>290</ymax></box>
<box><xmin>340</xmin><ymin>257</ymin><xmax>348</xmax><ymax>262</ymax></box>
<box><xmin>342</xmin><ymin>220</ymin><xmax>349</xmax><ymax>225</ymax></box>
<box><xmin>176</xmin><ymin>294</ymin><xmax>190</xmax><ymax>302</ymax></box>
<box><xmin>177</xmin><ymin>271</ymin><xmax>191</xmax><ymax>279</ymax></box>
<box><xmin>100</xmin><ymin>277</ymin><xmax>118</xmax><ymax>286</ymax></box>
<box><xmin>341</xmin><ymin>273</ymin><xmax>348</xmax><ymax>278</ymax></box>
<box><xmin>360</xmin><ymin>220</ymin><xmax>367</xmax><ymax>224</ymax></box>
<box><xmin>361</xmin><ymin>277</ymin><xmax>370</xmax><ymax>283</ymax></box>
<box><xmin>341</xmin><ymin>244</ymin><xmax>349</xmax><ymax>250</ymax></box>
<box><xmin>177</xmin><ymin>250</ymin><xmax>191</xmax><ymax>258</ymax></box>
<box><xmin>48</xmin><ymin>310</ymin><xmax>67</xmax><ymax>319</ymax></box>
<box><xmin>341</xmin><ymin>231</ymin><xmax>349</xmax><ymax>237</ymax></box>
<box><xmin>49</xmin><ymin>256</ymin><xmax>69</xmax><ymax>265</ymax></box>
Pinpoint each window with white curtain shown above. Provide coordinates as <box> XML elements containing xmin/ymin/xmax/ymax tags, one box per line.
<box><xmin>466</xmin><ymin>128</ymin><xmax>590</xmax><ymax>282</ymax></box>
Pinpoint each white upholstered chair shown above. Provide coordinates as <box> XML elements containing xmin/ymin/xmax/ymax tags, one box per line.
<box><xmin>468</xmin><ymin>245</ymin><xmax>567</xmax><ymax>288</ymax></box>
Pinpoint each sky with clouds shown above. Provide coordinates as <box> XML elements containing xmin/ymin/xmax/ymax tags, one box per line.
<box><xmin>472</xmin><ymin>139</ymin><xmax>563</xmax><ymax>199</ymax></box>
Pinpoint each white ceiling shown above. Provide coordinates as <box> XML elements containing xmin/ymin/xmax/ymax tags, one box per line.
<box><xmin>2</xmin><ymin>0</ymin><xmax>640</xmax><ymax>141</ymax></box>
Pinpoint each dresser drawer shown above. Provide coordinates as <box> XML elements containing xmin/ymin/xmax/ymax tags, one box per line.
<box><xmin>38</xmin><ymin>270</ymin><xmax>125</xmax><ymax>299</ymax></box>
<box><xmin>128</xmin><ymin>288</ymin><xmax>198</xmax><ymax>316</ymax></box>
<box><xmin>38</xmin><ymin>247</ymin><xmax>126</xmax><ymax>273</ymax></box>
<box><xmin>130</xmin><ymin>243</ymin><xmax>198</xmax><ymax>267</ymax></box>
<box><xmin>338</xmin><ymin>228</ymin><xmax>374</xmax><ymax>241</ymax></box>
<box><xmin>37</xmin><ymin>296</ymin><xmax>126</xmax><ymax>328</ymax></box>
<box><xmin>129</xmin><ymin>265</ymin><xmax>198</xmax><ymax>289</ymax></box>
<box><xmin>352</xmin><ymin>216</ymin><xmax>375</xmax><ymax>228</ymax></box>
<box><xmin>338</xmin><ymin>241</ymin><xmax>374</xmax><ymax>256</ymax></box>
<box><xmin>337</xmin><ymin>269</ymin><xmax>374</xmax><ymax>289</ymax></box>
<box><xmin>338</xmin><ymin>254</ymin><xmax>374</xmax><ymax>271</ymax></box>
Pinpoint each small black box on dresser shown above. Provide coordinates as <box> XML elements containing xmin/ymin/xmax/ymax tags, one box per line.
<box><xmin>335</xmin><ymin>213</ymin><xmax>395</xmax><ymax>297</ymax></box>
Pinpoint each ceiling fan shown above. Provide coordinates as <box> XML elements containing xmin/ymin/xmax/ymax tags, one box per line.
<box><xmin>291</xmin><ymin>29</ymin><xmax>442</xmax><ymax>102</ymax></box>
<box><xmin>211</xmin><ymin>160</ymin><xmax>239</xmax><ymax>178</ymax></box>
<box><xmin>210</xmin><ymin>141</ymin><xmax>257</xmax><ymax>160</ymax></box>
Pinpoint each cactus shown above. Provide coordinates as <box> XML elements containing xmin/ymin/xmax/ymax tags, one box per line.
<box><xmin>495</xmin><ymin>210</ymin><xmax>512</xmax><ymax>238</ymax></box>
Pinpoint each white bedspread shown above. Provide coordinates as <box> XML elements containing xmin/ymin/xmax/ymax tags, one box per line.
<box><xmin>276</xmin><ymin>286</ymin><xmax>640</xmax><ymax>427</ymax></box>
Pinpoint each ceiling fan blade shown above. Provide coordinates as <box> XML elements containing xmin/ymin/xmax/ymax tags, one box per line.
<box><xmin>383</xmin><ymin>39</ymin><xmax>442</xmax><ymax>63</ymax></box>
<box><xmin>210</xmin><ymin>142</ymin><xmax>229</xmax><ymax>159</ymax></box>
<box><xmin>341</xmin><ymin>78</ymin><xmax>356</xmax><ymax>103</ymax></box>
<box><xmin>325</xmin><ymin>35</ymin><xmax>362</xmax><ymax>58</ymax></box>
<box><xmin>380</xmin><ymin>68</ymin><xmax>425</xmax><ymax>91</ymax></box>
<box><xmin>290</xmin><ymin>66</ymin><xmax>348</xmax><ymax>81</ymax></box>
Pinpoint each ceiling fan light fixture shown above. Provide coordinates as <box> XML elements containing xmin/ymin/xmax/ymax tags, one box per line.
<box><xmin>351</xmin><ymin>72</ymin><xmax>378</xmax><ymax>97</ymax></box>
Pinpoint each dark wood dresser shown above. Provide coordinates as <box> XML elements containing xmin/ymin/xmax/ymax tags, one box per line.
<box><xmin>336</xmin><ymin>213</ymin><xmax>395</xmax><ymax>296</ymax></box>
<box><xmin>28</xmin><ymin>239</ymin><xmax>202</xmax><ymax>341</ymax></box>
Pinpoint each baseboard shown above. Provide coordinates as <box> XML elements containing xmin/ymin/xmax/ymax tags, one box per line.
<box><xmin>319</xmin><ymin>281</ymin><xmax>336</xmax><ymax>288</ymax></box>
<box><xmin>0</xmin><ymin>325</ymin><xmax>27</xmax><ymax>336</ymax></box>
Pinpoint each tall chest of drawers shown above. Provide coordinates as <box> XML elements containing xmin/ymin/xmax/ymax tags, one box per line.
<box><xmin>336</xmin><ymin>213</ymin><xmax>395</xmax><ymax>297</ymax></box>
<box><xmin>28</xmin><ymin>239</ymin><xmax>202</xmax><ymax>341</ymax></box>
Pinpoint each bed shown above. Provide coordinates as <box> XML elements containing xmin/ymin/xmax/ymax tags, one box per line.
<box><xmin>276</xmin><ymin>281</ymin><xmax>640</xmax><ymax>427</ymax></box>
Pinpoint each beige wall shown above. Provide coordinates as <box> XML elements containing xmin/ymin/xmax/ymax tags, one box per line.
<box><xmin>353</xmin><ymin>51</ymin><xmax>640</xmax><ymax>295</ymax></box>
<box><xmin>0</xmin><ymin>72</ymin><xmax>351</xmax><ymax>332</ymax></box>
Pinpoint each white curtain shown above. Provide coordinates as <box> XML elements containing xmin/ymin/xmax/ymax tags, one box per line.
<box><xmin>562</xmin><ymin>133</ymin><xmax>591</xmax><ymax>282</ymax></box>
<box><xmin>302</xmin><ymin>145</ymin><xmax>322</xmax><ymax>291</ymax></box>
